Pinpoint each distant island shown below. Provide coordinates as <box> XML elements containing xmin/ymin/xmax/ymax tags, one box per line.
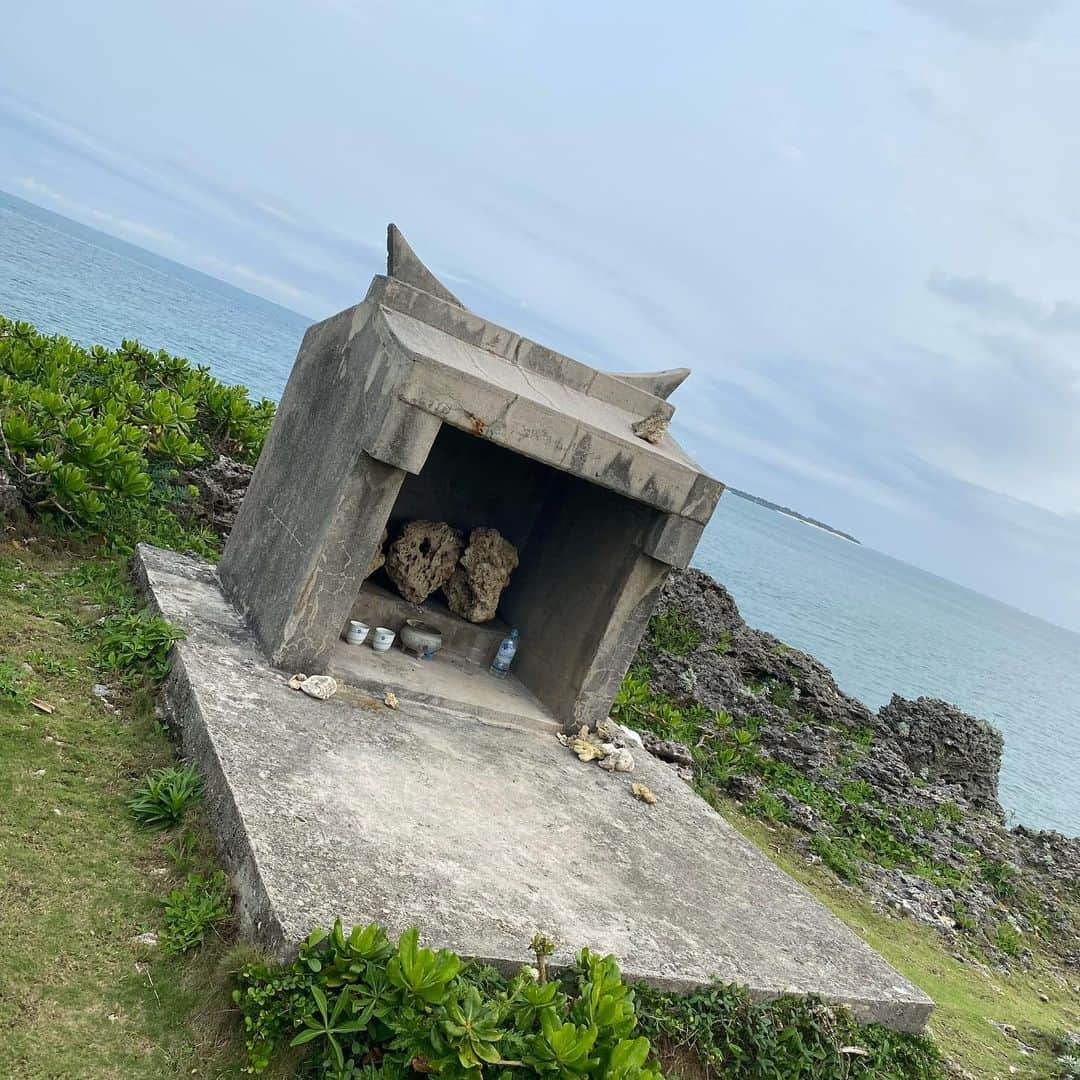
<box><xmin>726</xmin><ymin>488</ymin><xmax>861</xmax><ymax>544</ymax></box>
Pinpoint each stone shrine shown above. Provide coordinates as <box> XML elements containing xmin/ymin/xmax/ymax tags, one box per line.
<box><xmin>133</xmin><ymin>225</ymin><xmax>932</xmax><ymax>1031</ymax></box>
<box><xmin>219</xmin><ymin>226</ymin><xmax>723</xmax><ymax>730</ymax></box>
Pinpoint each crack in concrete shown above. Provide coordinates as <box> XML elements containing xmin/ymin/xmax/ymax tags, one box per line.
<box><xmin>268</xmin><ymin>508</ymin><xmax>305</xmax><ymax>551</ymax></box>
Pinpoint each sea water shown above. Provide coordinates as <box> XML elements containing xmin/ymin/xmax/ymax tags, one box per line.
<box><xmin>2</xmin><ymin>188</ymin><xmax>1077</xmax><ymax>835</ymax></box>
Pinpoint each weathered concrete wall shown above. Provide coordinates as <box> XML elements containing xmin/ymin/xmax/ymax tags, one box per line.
<box><xmin>502</xmin><ymin>476</ymin><xmax>668</xmax><ymax>730</ymax></box>
<box><xmin>219</xmin><ymin>305</ymin><xmax>364</xmax><ymax>664</ymax></box>
<box><xmin>349</xmin><ymin>581</ymin><xmax>507</xmax><ymax>666</ymax></box>
<box><xmin>219</xmin><ymin>297</ymin><xmax>437</xmax><ymax>671</ymax></box>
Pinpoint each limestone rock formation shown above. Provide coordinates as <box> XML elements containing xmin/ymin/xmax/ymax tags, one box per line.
<box><xmin>0</xmin><ymin>469</ymin><xmax>20</xmax><ymax>515</ymax></box>
<box><xmin>598</xmin><ymin>747</ymin><xmax>635</xmax><ymax>772</ymax></box>
<box><xmin>184</xmin><ymin>455</ymin><xmax>255</xmax><ymax>536</ymax></box>
<box><xmin>879</xmin><ymin>694</ymin><xmax>1003</xmax><ymax>812</ymax></box>
<box><xmin>629</xmin><ymin>566</ymin><xmax>1080</xmax><ymax>966</ymax></box>
<box><xmin>443</xmin><ymin>527</ymin><xmax>519</xmax><ymax>623</ymax></box>
<box><xmin>385</xmin><ymin>520</ymin><xmax>464</xmax><ymax>605</ymax></box>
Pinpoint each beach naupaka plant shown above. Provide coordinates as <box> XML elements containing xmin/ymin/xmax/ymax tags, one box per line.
<box><xmin>0</xmin><ymin>315</ymin><xmax>273</xmax><ymax>545</ymax></box>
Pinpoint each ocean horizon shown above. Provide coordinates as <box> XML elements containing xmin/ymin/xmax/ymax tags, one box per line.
<box><xmin>2</xmin><ymin>187</ymin><xmax>1078</xmax><ymax>836</ymax></box>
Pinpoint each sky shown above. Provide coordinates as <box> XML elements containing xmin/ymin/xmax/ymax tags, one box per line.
<box><xmin>2</xmin><ymin>0</ymin><xmax>1080</xmax><ymax>631</ymax></box>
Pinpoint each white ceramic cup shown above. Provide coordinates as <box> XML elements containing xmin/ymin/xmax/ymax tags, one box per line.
<box><xmin>371</xmin><ymin>626</ymin><xmax>396</xmax><ymax>652</ymax></box>
<box><xmin>346</xmin><ymin>620</ymin><xmax>369</xmax><ymax>646</ymax></box>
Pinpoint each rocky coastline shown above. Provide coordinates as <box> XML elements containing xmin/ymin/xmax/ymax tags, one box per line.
<box><xmin>635</xmin><ymin>568</ymin><xmax>1079</xmax><ymax>972</ymax></box>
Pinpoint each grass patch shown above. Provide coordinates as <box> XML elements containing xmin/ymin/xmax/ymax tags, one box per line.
<box><xmin>636</xmin><ymin>982</ymin><xmax>942</xmax><ymax>1080</ymax></box>
<box><xmin>714</xmin><ymin>801</ymin><xmax>1080</xmax><ymax>1079</ymax></box>
<box><xmin>0</xmin><ymin>534</ymin><xmax>282</xmax><ymax>1077</ymax></box>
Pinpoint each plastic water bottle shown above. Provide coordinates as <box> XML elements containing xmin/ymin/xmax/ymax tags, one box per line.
<box><xmin>489</xmin><ymin>628</ymin><xmax>519</xmax><ymax>679</ymax></box>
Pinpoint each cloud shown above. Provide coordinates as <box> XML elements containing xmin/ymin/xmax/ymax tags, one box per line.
<box><xmin>929</xmin><ymin>271</ymin><xmax>1080</xmax><ymax>337</ymax></box>
<box><xmin>898</xmin><ymin>0</ymin><xmax>1062</xmax><ymax>44</ymax></box>
<box><xmin>13</xmin><ymin>176</ymin><xmax>184</xmax><ymax>249</ymax></box>
<box><xmin>0</xmin><ymin>91</ymin><xmax>385</xmax><ymax>315</ymax></box>
<box><xmin>195</xmin><ymin>254</ymin><xmax>317</xmax><ymax>307</ymax></box>
<box><xmin>10</xmin><ymin>174</ymin><xmax>333</xmax><ymax>314</ymax></box>
<box><xmin>928</xmin><ymin>270</ymin><xmax>1041</xmax><ymax>323</ymax></box>
<box><xmin>1044</xmin><ymin>301</ymin><xmax>1080</xmax><ymax>333</ymax></box>
<box><xmin>682</xmin><ymin>415</ymin><xmax>921</xmax><ymax>517</ymax></box>
<box><xmin>889</xmin><ymin>332</ymin><xmax>1080</xmax><ymax>516</ymax></box>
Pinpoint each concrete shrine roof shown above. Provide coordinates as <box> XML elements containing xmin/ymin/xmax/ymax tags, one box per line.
<box><xmin>361</xmin><ymin>226</ymin><xmax>724</xmax><ymax>524</ymax></box>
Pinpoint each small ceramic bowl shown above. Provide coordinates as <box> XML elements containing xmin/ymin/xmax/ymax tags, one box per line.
<box><xmin>371</xmin><ymin>626</ymin><xmax>396</xmax><ymax>652</ymax></box>
<box><xmin>346</xmin><ymin>620</ymin><xmax>369</xmax><ymax>646</ymax></box>
<box><xmin>400</xmin><ymin>619</ymin><xmax>444</xmax><ymax>659</ymax></box>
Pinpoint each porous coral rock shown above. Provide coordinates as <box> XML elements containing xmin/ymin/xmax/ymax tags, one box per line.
<box><xmin>367</xmin><ymin>527</ymin><xmax>389</xmax><ymax>579</ymax></box>
<box><xmin>299</xmin><ymin>674</ymin><xmax>337</xmax><ymax>700</ymax></box>
<box><xmin>385</xmin><ymin>520</ymin><xmax>463</xmax><ymax>605</ymax></box>
<box><xmin>631</xmin><ymin>412</ymin><xmax>669</xmax><ymax>445</ymax></box>
<box><xmin>183</xmin><ymin>455</ymin><xmax>254</xmax><ymax>536</ymax></box>
<box><xmin>568</xmin><ymin>726</ymin><xmax>606</xmax><ymax>763</ymax></box>
<box><xmin>598</xmin><ymin>748</ymin><xmax>635</xmax><ymax>772</ymax></box>
<box><xmin>443</xmin><ymin>527</ymin><xmax>519</xmax><ymax>623</ymax></box>
<box><xmin>0</xmin><ymin>469</ymin><xmax>20</xmax><ymax>515</ymax></box>
<box><xmin>635</xmin><ymin>566</ymin><xmax>1080</xmax><ymax>964</ymax></box>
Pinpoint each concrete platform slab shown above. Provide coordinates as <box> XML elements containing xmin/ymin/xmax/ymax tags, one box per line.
<box><xmin>134</xmin><ymin>543</ymin><xmax>933</xmax><ymax>1033</ymax></box>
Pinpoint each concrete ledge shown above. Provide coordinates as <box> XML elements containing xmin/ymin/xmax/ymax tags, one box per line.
<box><xmin>135</xmin><ymin>543</ymin><xmax>933</xmax><ymax>1033</ymax></box>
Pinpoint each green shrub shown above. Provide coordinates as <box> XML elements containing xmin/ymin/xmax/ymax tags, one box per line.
<box><xmin>94</xmin><ymin>611</ymin><xmax>184</xmax><ymax>678</ymax></box>
<box><xmin>235</xmin><ymin>922</ymin><xmax>945</xmax><ymax>1080</ymax></box>
<box><xmin>767</xmin><ymin>681</ymin><xmax>796</xmax><ymax>711</ymax></box>
<box><xmin>982</xmin><ymin>859</ymin><xmax>1019</xmax><ymax>901</ymax></box>
<box><xmin>0</xmin><ymin>315</ymin><xmax>273</xmax><ymax>551</ymax></box>
<box><xmin>903</xmin><ymin>807</ymin><xmax>938</xmax><ymax>832</ymax></box>
<box><xmin>838</xmin><ymin>780</ymin><xmax>874</xmax><ymax>805</ymax></box>
<box><xmin>647</xmin><ymin>611</ymin><xmax>701</xmax><ymax>656</ymax></box>
<box><xmin>991</xmin><ymin>923</ymin><xmax>1024</xmax><ymax>957</ymax></box>
<box><xmin>128</xmin><ymin>763</ymin><xmax>203</xmax><ymax>829</ymax></box>
<box><xmin>160</xmin><ymin>870</ymin><xmax>231</xmax><ymax>954</ymax></box>
<box><xmin>952</xmin><ymin>901</ymin><xmax>977</xmax><ymax>933</ymax></box>
<box><xmin>1059</xmin><ymin>1054</ymin><xmax>1080</xmax><ymax>1080</ymax></box>
<box><xmin>234</xmin><ymin>923</ymin><xmax>664</xmax><ymax>1080</ymax></box>
<box><xmin>747</xmin><ymin>790</ymin><xmax>787</xmax><ymax>823</ymax></box>
<box><xmin>634</xmin><ymin>979</ymin><xmax>943</xmax><ymax>1080</ymax></box>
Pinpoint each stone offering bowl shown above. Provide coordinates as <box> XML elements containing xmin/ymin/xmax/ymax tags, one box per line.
<box><xmin>400</xmin><ymin>620</ymin><xmax>444</xmax><ymax>659</ymax></box>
